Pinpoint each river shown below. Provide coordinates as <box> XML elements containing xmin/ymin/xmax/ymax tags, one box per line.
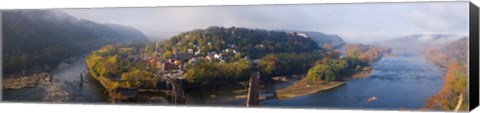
<box><xmin>185</xmin><ymin>50</ymin><xmax>445</xmax><ymax>110</ymax></box>
<box><xmin>3</xmin><ymin>56</ymin><xmax>108</xmax><ymax>103</ymax></box>
<box><xmin>2</xmin><ymin>51</ymin><xmax>445</xmax><ymax>110</ymax></box>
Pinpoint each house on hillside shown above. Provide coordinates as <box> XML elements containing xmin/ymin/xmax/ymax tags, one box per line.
<box><xmin>174</xmin><ymin>52</ymin><xmax>193</xmax><ymax>61</ymax></box>
<box><xmin>297</xmin><ymin>32</ymin><xmax>308</xmax><ymax>38</ymax></box>
<box><xmin>188</xmin><ymin>57</ymin><xmax>198</xmax><ymax>64</ymax></box>
<box><xmin>205</xmin><ymin>54</ymin><xmax>214</xmax><ymax>61</ymax></box>
<box><xmin>161</xmin><ymin>62</ymin><xmax>177</xmax><ymax>72</ymax></box>
<box><xmin>187</xmin><ymin>49</ymin><xmax>194</xmax><ymax>54</ymax></box>
<box><xmin>214</xmin><ymin>54</ymin><xmax>221</xmax><ymax>59</ymax></box>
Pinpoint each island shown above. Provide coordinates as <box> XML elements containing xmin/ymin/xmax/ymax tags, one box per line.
<box><xmin>276</xmin><ymin>44</ymin><xmax>391</xmax><ymax>100</ymax></box>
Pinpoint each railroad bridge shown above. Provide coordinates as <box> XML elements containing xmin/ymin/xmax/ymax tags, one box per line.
<box><xmin>158</xmin><ymin>72</ymin><xmax>186</xmax><ymax>105</ymax></box>
<box><xmin>246</xmin><ymin>71</ymin><xmax>260</xmax><ymax>107</ymax></box>
<box><xmin>158</xmin><ymin>70</ymin><xmax>261</xmax><ymax>106</ymax></box>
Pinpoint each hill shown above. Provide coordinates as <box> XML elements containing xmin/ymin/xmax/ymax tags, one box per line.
<box><xmin>278</xmin><ymin>30</ymin><xmax>345</xmax><ymax>50</ymax></box>
<box><xmin>378</xmin><ymin>34</ymin><xmax>461</xmax><ymax>53</ymax></box>
<box><xmin>345</xmin><ymin>43</ymin><xmax>391</xmax><ymax>62</ymax></box>
<box><xmin>425</xmin><ymin>37</ymin><xmax>468</xmax><ymax>67</ymax></box>
<box><xmin>424</xmin><ymin>37</ymin><xmax>469</xmax><ymax>111</ymax></box>
<box><xmin>160</xmin><ymin>26</ymin><xmax>320</xmax><ymax>59</ymax></box>
<box><xmin>2</xmin><ymin>10</ymin><xmax>149</xmax><ymax>75</ymax></box>
<box><xmin>301</xmin><ymin>31</ymin><xmax>344</xmax><ymax>50</ymax></box>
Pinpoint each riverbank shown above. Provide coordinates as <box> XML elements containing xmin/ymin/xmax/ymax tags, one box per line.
<box><xmin>275</xmin><ymin>66</ymin><xmax>373</xmax><ymax>100</ymax></box>
<box><xmin>343</xmin><ymin>66</ymin><xmax>374</xmax><ymax>80</ymax></box>
<box><xmin>2</xmin><ymin>73</ymin><xmax>52</xmax><ymax>90</ymax></box>
<box><xmin>42</xmin><ymin>82</ymin><xmax>71</xmax><ymax>102</ymax></box>
<box><xmin>2</xmin><ymin>72</ymin><xmax>72</xmax><ymax>102</ymax></box>
<box><xmin>276</xmin><ymin>79</ymin><xmax>345</xmax><ymax>100</ymax></box>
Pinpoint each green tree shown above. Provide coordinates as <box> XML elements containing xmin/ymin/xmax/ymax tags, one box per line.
<box><xmin>163</xmin><ymin>51</ymin><xmax>173</xmax><ymax>59</ymax></box>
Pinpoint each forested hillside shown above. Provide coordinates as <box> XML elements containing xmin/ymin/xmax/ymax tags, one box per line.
<box><xmin>303</xmin><ymin>31</ymin><xmax>344</xmax><ymax>50</ymax></box>
<box><xmin>345</xmin><ymin>43</ymin><xmax>391</xmax><ymax>62</ymax></box>
<box><xmin>160</xmin><ymin>26</ymin><xmax>320</xmax><ymax>59</ymax></box>
<box><xmin>425</xmin><ymin>37</ymin><xmax>469</xmax><ymax>111</ymax></box>
<box><xmin>278</xmin><ymin>30</ymin><xmax>345</xmax><ymax>50</ymax></box>
<box><xmin>2</xmin><ymin>10</ymin><xmax>148</xmax><ymax>75</ymax></box>
<box><xmin>425</xmin><ymin>37</ymin><xmax>468</xmax><ymax>67</ymax></box>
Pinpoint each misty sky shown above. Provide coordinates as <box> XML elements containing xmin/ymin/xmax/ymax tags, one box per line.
<box><xmin>61</xmin><ymin>1</ymin><xmax>469</xmax><ymax>43</ymax></box>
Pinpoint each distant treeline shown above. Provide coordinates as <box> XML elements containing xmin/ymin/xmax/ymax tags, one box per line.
<box><xmin>345</xmin><ymin>43</ymin><xmax>391</xmax><ymax>62</ymax></box>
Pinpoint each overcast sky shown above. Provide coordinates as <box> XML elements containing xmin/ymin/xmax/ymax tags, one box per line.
<box><xmin>61</xmin><ymin>1</ymin><xmax>469</xmax><ymax>43</ymax></box>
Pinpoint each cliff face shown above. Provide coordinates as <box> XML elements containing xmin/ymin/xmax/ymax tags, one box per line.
<box><xmin>2</xmin><ymin>10</ymin><xmax>149</xmax><ymax>75</ymax></box>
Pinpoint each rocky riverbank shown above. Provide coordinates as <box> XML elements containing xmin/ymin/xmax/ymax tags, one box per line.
<box><xmin>2</xmin><ymin>73</ymin><xmax>53</xmax><ymax>90</ymax></box>
<box><xmin>42</xmin><ymin>82</ymin><xmax>71</xmax><ymax>102</ymax></box>
<box><xmin>3</xmin><ymin>72</ymin><xmax>71</xmax><ymax>102</ymax></box>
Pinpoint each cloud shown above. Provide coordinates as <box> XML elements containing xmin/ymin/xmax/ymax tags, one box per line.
<box><xmin>60</xmin><ymin>2</ymin><xmax>469</xmax><ymax>43</ymax></box>
<box><xmin>403</xmin><ymin>2</ymin><xmax>468</xmax><ymax>32</ymax></box>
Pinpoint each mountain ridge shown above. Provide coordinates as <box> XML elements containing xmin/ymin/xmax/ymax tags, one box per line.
<box><xmin>2</xmin><ymin>10</ymin><xmax>149</xmax><ymax>75</ymax></box>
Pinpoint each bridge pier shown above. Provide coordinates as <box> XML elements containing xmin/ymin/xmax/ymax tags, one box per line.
<box><xmin>246</xmin><ymin>71</ymin><xmax>260</xmax><ymax>107</ymax></box>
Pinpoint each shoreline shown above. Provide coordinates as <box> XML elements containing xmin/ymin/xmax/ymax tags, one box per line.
<box><xmin>2</xmin><ymin>73</ymin><xmax>53</xmax><ymax>90</ymax></box>
<box><xmin>275</xmin><ymin>66</ymin><xmax>374</xmax><ymax>100</ymax></box>
<box><xmin>276</xmin><ymin>80</ymin><xmax>345</xmax><ymax>100</ymax></box>
<box><xmin>343</xmin><ymin>66</ymin><xmax>374</xmax><ymax>80</ymax></box>
<box><xmin>2</xmin><ymin>72</ymin><xmax>71</xmax><ymax>102</ymax></box>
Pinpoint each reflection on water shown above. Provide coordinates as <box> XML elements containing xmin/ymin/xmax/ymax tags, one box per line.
<box><xmin>3</xmin><ymin>51</ymin><xmax>445</xmax><ymax>110</ymax></box>
<box><xmin>52</xmin><ymin>57</ymin><xmax>108</xmax><ymax>103</ymax></box>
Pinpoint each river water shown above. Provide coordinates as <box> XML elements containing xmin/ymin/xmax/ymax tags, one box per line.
<box><xmin>2</xmin><ymin>51</ymin><xmax>445</xmax><ymax>110</ymax></box>
<box><xmin>3</xmin><ymin>56</ymin><xmax>108</xmax><ymax>103</ymax></box>
<box><xmin>259</xmin><ymin>52</ymin><xmax>445</xmax><ymax>110</ymax></box>
<box><xmin>185</xmin><ymin>51</ymin><xmax>446</xmax><ymax>110</ymax></box>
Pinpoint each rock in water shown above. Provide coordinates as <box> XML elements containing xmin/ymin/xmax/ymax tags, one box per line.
<box><xmin>368</xmin><ymin>96</ymin><xmax>378</xmax><ymax>102</ymax></box>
